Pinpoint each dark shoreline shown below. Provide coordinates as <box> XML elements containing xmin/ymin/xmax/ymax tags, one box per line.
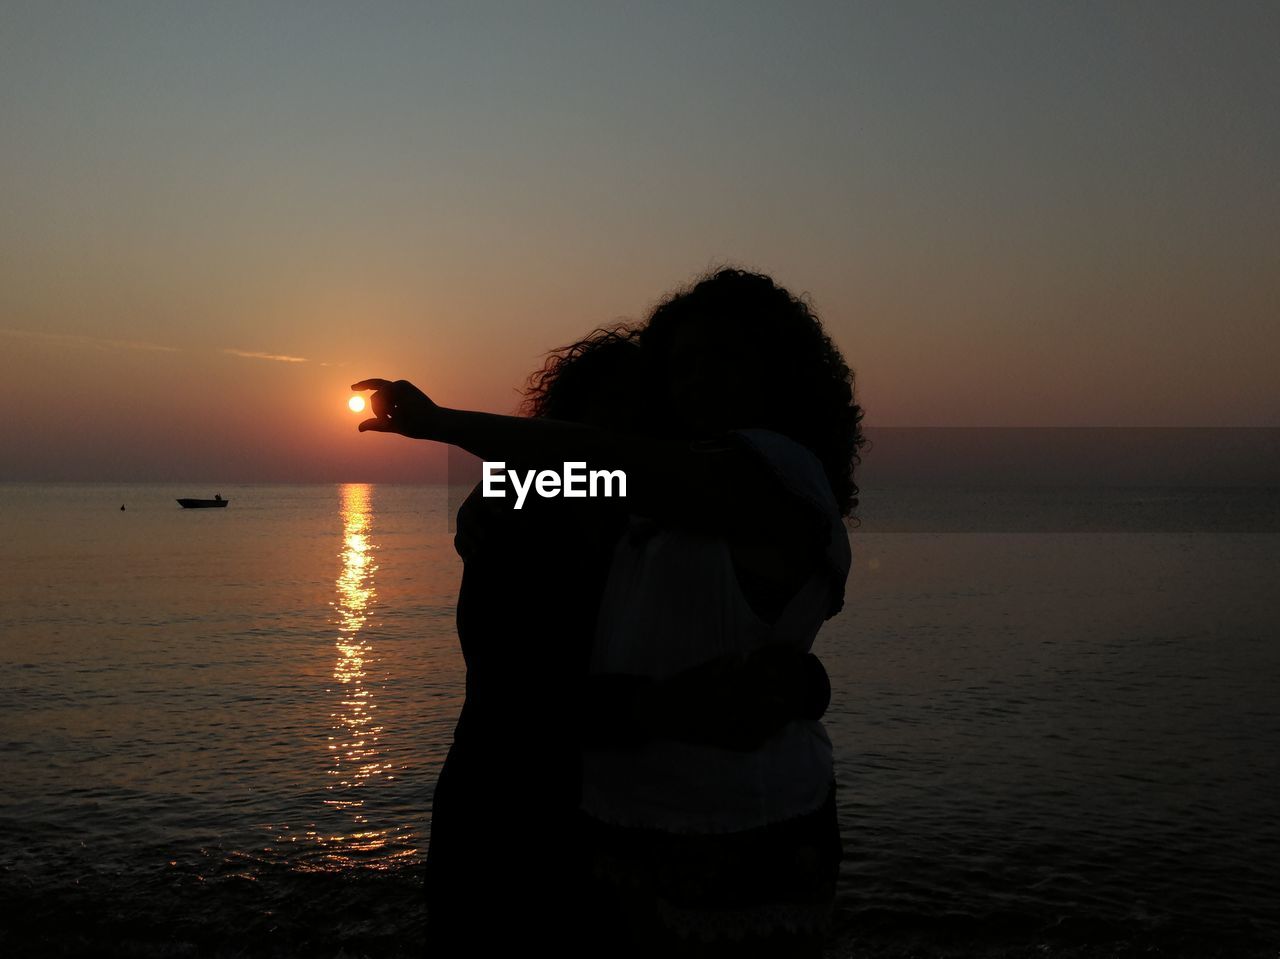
<box><xmin>2</xmin><ymin>875</ymin><xmax>1274</xmax><ymax>959</ymax></box>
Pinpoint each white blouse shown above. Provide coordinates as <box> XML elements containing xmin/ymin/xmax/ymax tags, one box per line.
<box><xmin>581</xmin><ymin>429</ymin><xmax>851</xmax><ymax>833</ymax></box>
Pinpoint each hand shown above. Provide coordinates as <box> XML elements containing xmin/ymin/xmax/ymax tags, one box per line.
<box><xmin>351</xmin><ymin>378</ymin><xmax>439</xmax><ymax>439</ymax></box>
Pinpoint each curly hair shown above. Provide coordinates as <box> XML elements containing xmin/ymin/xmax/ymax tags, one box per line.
<box><xmin>639</xmin><ymin>268</ymin><xmax>865</xmax><ymax>517</ymax></box>
<box><xmin>520</xmin><ymin>325</ymin><xmax>644</xmax><ymax>424</ymax></box>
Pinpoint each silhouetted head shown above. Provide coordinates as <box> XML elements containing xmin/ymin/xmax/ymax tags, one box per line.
<box><xmin>639</xmin><ymin>268</ymin><xmax>864</xmax><ymax>516</ymax></box>
<box><xmin>521</xmin><ymin>326</ymin><xmax>645</xmax><ymax>429</ymax></box>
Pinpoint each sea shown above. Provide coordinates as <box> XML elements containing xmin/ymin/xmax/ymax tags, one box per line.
<box><xmin>1</xmin><ymin>483</ymin><xmax>1277</xmax><ymax>958</ymax></box>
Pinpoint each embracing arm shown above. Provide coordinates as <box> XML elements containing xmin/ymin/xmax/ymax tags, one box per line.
<box><xmin>583</xmin><ymin>645</ymin><xmax>832</xmax><ymax>751</ymax></box>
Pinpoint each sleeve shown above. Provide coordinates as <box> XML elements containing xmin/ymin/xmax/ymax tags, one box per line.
<box><xmin>728</xmin><ymin>429</ymin><xmax>852</xmax><ymax>619</ymax></box>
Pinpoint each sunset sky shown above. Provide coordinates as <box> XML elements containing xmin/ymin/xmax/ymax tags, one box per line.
<box><xmin>1</xmin><ymin>2</ymin><xmax>1276</xmax><ymax>482</ymax></box>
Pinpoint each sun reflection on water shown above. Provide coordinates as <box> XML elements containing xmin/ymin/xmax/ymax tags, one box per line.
<box><xmin>261</xmin><ymin>484</ymin><xmax>418</xmax><ymax>872</ymax></box>
<box><xmin>319</xmin><ymin>483</ymin><xmax>399</xmax><ymax>860</ymax></box>
<box><xmin>307</xmin><ymin>483</ymin><xmax>392</xmax><ymax>867</ymax></box>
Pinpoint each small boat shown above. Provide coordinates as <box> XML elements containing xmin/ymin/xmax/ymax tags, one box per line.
<box><xmin>177</xmin><ymin>495</ymin><xmax>229</xmax><ymax>509</ymax></box>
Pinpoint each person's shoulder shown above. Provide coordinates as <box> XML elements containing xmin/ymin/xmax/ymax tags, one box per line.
<box><xmin>727</xmin><ymin>429</ymin><xmax>852</xmax><ymax>616</ymax></box>
<box><xmin>725</xmin><ymin>429</ymin><xmax>839</xmax><ymax>516</ymax></box>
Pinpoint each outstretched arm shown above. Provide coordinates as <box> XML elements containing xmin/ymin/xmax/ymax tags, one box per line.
<box><xmin>353</xmin><ymin>376</ymin><xmax>833</xmax><ymax>620</ymax></box>
<box><xmin>351</xmin><ymin>377</ymin><xmax>820</xmax><ymax>539</ymax></box>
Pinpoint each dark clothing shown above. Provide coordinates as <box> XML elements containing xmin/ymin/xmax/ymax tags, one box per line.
<box><xmin>425</xmin><ymin>473</ymin><xmax>838</xmax><ymax>954</ymax></box>
<box><xmin>581</xmin><ymin>783</ymin><xmax>841</xmax><ymax>959</ymax></box>
<box><xmin>425</xmin><ymin>485</ymin><xmax>624</xmax><ymax>955</ymax></box>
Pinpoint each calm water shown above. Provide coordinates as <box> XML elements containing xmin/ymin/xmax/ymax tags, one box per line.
<box><xmin>1</xmin><ymin>484</ymin><xmax>1277</xmax><ymax>957</ymax></box>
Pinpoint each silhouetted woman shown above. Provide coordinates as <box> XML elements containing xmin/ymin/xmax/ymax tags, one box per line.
<box><xmin>579</xmin><ymin>270</ymin><xmax>861</xmax><ymax>957</ymax></box>
<box><xmin>420</xmin><ymin>329</ymin><xmax>642</xmax><ymax>954</ymax></box>
<box><xmin>354</xmin><ymin>268</ymin><xmax>861</xmax><ymax>956</ymax></box>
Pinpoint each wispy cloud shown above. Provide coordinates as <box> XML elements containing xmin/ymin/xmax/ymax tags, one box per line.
<box><xmin>221</xmin><ymin>348</ymin><xmax>309</xmax><ymax>364</ymax></box>
<box><xmin>1</xmin><ymin>328</ymin><xmax>321</xmax><ymax>365</ymax></box>
<box><xmin>0</xmin><ymin>327</ymin><xmax>180</xmax><ymax>353</ymax></box>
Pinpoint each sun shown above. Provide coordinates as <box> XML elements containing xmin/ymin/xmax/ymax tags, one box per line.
<box><xmin>348</xmin><ymin>395</ymin><xmax>366</xmax><ymax>413</ymax></box>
